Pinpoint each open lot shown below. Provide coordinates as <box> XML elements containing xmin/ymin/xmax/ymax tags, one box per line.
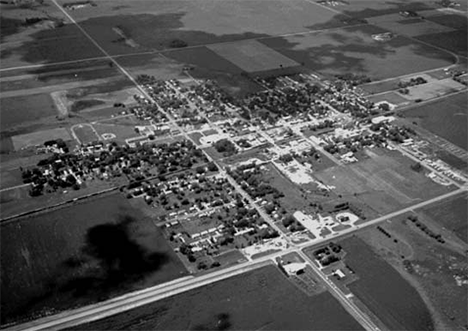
<box><xmin>401</xmin><ymin>92</ymin><xmax>468</xmax><ymax>150</ymax></box>
<box><xmin>340</xmin><ymin>236</ymin><xmax>434</xmax><ymax>331</ymax></box>
<box><xmin>314</xmin><ymin>148</ymin><xmax>455</xmax><ymax>215</ymax></box>
<box><xmin>207</xmin><ymin>40</ymin><xmax>299</xmax><ymax>73</ymax></box>
<box><xmin>260</xmin><ymin>25</ymin><xmax>455</xmax><ymax>81</ymax></box>
<box><xmin>73</xmin><ymin>265</ymin><xmax>363</xmax><ymax>331</ymax></box>
<box><xmin>357</xmin><ymin>212</ymin><xmax>468</xmax><ymax>330</ymax></box>
<box><xmin>0</xmin><ymin>93</ymin><xmax>58</xmax><ymax>131</ymax></box>
<box><xmin>0</xmin><ymin>193</ymin><xmax>187</xmax><ymax>326</ymax></box>
<box><xmin>11</xmin><ymin>127</ymin><xmax>72</xmax><ymax>151</ymax></box>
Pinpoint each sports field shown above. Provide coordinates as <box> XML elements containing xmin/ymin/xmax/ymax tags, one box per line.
<box><xmin>208</xmin><ymin>40</ymin><xmax>299</xmax><ymax>73</ymax></box>
<box><xmin>72</xmin><ymin>124</ymin><xmax>100</xmax><ymax>144</ymax></box>
<box><xmin>0</xmin><ymin>193</ymin><xmax>188</xmax><ymax>325</ymax></box>
<box><xmin>73</xmin><ymin>265</ymin><xmax>364</xmax><ymax>331</ymax></box>
<box><xmin>402</xmin><ymin>92</ymin><xmax>468</xmax><ymax>150</ymax></box>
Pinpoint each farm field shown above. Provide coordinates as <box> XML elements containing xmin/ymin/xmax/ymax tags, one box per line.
<box><xmin>0</xmin><ymin>193</ymin><xmax>187</xmax><ymax>326</ymax></box>
<box><xmin>207</xmin><ymin>40</ymin><xmax>299</xmax><ymax>73</ymax></box>
<box><xmin>314</xmin><ymin>148</ymin><xmax>455</xmax><ymax>215</ymax></box>
<box><xmin>420</xmin><ymin>192</ymin><xmax>468</xmax><ymax>244</ymax></box>
<box><xmin>72</xmin><ymin>265</ymin><xmax>364</xmax><ymax>331</ymax></box>
<box><xmin>340</xmin><ymin>236</ymin><xmax>434</xmax><ymax>331</ymax></box>
<box><xmin>401</xmin><ymin>92</ymin><xmax>468</xmax><ymax>150</ymax></box>
<box><xmin>357</xmin><ymin>213</ymin><xmax>468</xmax><ymax>330</ymax></box>
<box><xmin>260</xmin><ymin>25</ymin><xmax>455</xmax><ymax>81</ymax></box>
<box><xmin>58</xmin><ymin>0</ymin><xmax>340</xmax><ymax>53</ymax></box>
<box><xmin>332</xmin><ymin>0</ymin><xmax>435</xmax><ymax>19</ymax></box>
<box><xmin>0</xmin><ymin>93</ymin><xmax>58</xmax><ymax>131</ymax></box>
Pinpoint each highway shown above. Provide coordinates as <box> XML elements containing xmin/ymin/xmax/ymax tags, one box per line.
<box><xmin>7</xmin><ymin>186</ymin><xmax>464</xmax><ymax>331</ymax></box>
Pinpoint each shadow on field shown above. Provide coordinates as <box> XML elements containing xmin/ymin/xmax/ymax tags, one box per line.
<box><xmin>61</xmin><ymin>215</ymin><xmax>169</xmax><ymax>297</ymax></box>
<box><xmin>7</xmin><ymin>215</ymin><xmax>170</xmax><ymax>325</ymax></box>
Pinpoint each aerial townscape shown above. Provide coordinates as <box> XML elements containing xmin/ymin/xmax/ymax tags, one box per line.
<box><xmin>0</xmin><ymin>0</ymin><xmax>467</xmax><ymax>330</ymax></box>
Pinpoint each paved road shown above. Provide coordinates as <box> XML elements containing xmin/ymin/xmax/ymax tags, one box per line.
<box><xmin>6</xmin><ymin>186</ymin><xmax>464</xmax><ymax>331</ymax></box>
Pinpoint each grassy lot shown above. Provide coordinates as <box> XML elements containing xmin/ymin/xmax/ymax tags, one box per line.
<box><xmin>357</xmin><ymin>214</ymin><xmax>468</xmax><ymax>330</ymax></box>
<box><xmin>0</xmin><ymin>193</ymin><xmax>187</xmax><ymax>326</ymax></box>
<box><xmin>260</xmin><ymin>24</ymin><xmax>455</xmax><ymax>81</ymax></box>
<box><xmin>0</xmin><ymin>93</ymin><xmax>58</xmax><ymax>131</ymax></box>
<box><xmin>72</xmin><ymin>265</ymin><xmax>364</xmax><ymax>331</ymax></box>
<box><xmin>340</xmin><ymin>236</ymin><xmax>434</xmax><ymax>331</ymax></box>
<box><xmin>314</xmin><ymin>148</ymin><xmax>455</xmax><ymax>215</ymax></box>
<box><xmin>401</xmin><ymin>92</ymin><xmax>468</xmax><ymax>150</ymax></box>
<box><xmin>420</xmin><ymin>192</ymin><xmax>468</xmax><ymax>244</ymax></box>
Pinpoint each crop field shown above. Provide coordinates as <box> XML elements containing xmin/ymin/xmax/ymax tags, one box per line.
<box><xmin>207</xmin><ymin>40</ymin><xmax>299</xmax><ymax>73</ymax></box>
<box><xmin>0</xmin><ymin>193</ymin><xmax>187</xmax><ymax>325</ymax></box>
<box><xmin>330</xmin><ymin>1</ymin><xmax>435</xmax><ymax>19</ymax></box>
<box><xmin>0</xmin><ymin>93</ymin><xmax>58</xmax><ymax>131</ymax></box>
<box><xmin>166</xmin><ymin>46</ymin><xmax>263</xmax><ymax>96</ymax></box>
<box><xmin>73</xmin><ymin>265</ymin><xmax>364</xmax><ymax>331</ymax></box>
<box><xmin>260</xmin><ymin>25</ymin><xmax>455</xmax><ymax>81</ymax></box>
<box><xmin>357</xmin><ymin>214</ymin><xmax>468</xmax><ymax>330</ymax></box>
<box><xmin>420</xmin><ymin>192</ymin><xmax>468</xmax><ymax>244</ymax></box>
<box><xmin>340</xmin><ymin>236</ymin><xmax>434</xmax><ymax>331</ymax></box>
<box><xmin>401</xmin><ymin>92</ymin><xmax>468</xmax><ymax>150</ymax></box>
<box><xmin>314</xmin><ymin>148</ymin><xmax>455</xmax><ymax>214</ymax></box>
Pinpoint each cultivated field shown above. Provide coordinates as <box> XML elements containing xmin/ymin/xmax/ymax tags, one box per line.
<box><xmin>340</xmin><ymin>236</ymin><xmax>434</xmax><ymax>331</ymax></box>
<box><xmin>401</xmin><ymin>92</ymin><xmax>468</xmax><ymax>150</ymax></box>
<box><xmin>0</xmin><ymin>193</ymin><xmax>187</xmax><ymax>326</ymax></box>
<box><xmin>314</xmin><ymin>148</ymin><xmax>455</xmax><ymax>214</ymax></box>
<box><xmin>260</xmin><ymin>25</ymin><xmax>455</xmax><ymax>81</ymax></box>
<box><xmin>11</xmin><ymin>127</ymin><xmax>72</xmax><ymax>151</ymax></box>
<box><xmin>73</xmin><ymin>265</ymin><xmax>364</xmax><ymax>331</ymax></box>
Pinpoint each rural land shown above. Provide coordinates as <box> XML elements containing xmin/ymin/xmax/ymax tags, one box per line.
<box><xmin>0</xmin><ymin>0</ymin><xmax>467</xmax><ymax>330</ymax></box>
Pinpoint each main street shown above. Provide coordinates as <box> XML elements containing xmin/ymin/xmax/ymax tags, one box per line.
<box><xmin>7</xmin><ymin>187</ymin><xmax>464</xmax><ymax>331</ymax></box>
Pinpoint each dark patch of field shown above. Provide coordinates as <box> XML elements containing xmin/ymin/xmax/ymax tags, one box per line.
<box><xmin>421</xmin><ymin>193</ymin><xmax>468</xmax><ymax>244</ymax></box>
<box><xmin>0</xmin><ymin>193</ymin><xmax>187</xmax><ymax>326</ymax></box>
<box><xmin>70</xmin><ymin>99</ymin><xmax>105</xmax><ymax>112</ymax></box>
<box><xmin>425</xmin><ymin>14</ymin><xmax>468</xmax><ymax>32</ymax></box>
<box><xmin>71</xmin><ymin>265</ymin><xmax>364</xmax><ymax>331</ymax></box>
<box><xmin>207</xmin><ymin>40</ymin><xmax>299</xmax><ymax>73</ymax></box>
<box><xmin>0</xmin><ymin>93</ymin><xmax>57</xmax><ymax>131</ymax></box>
<box><xmin>165</xmin><ymin>46</ymin><xmax>263</xmax><ymax>97</ymax></box>
<box><xmin>340</xmin><ymin>1</ymin><xmax>435</xmax><ymax>19</ymax></box>
<box><xmin>435</xmin><ymin>150</ymin><xmax>467</xmax><ymax>171</ymax></box>
<box><xmin>1</xmin><ymin>24</ymin><xmax>103</xmax><ymax>68</ymax></box>
<box><xmin>416</xmin><ymin>30</ymin><xmax>468</xmax><ymax>57</ymax></box>
<box><xmin>340</xmin><ymin>236</ymin><xmax>434</xmax><ymax>331</ymax></box>
<box><xmin>402</xmin><ymin>92</ymin><xmax>468</xmax><ymax>150</ymax></box>
<box><xmin>0</xmin><ymin>136</ymin><xmax>15</xmax><ymax>154</ymax></box>
<box><xmin>260</xmin><ymin>24</ymin><xmax>454</xmax><ymax>81</ymax></box>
